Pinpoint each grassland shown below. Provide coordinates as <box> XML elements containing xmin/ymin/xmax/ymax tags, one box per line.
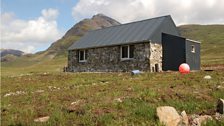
<box><xmin>1</xmin><ymin>71</ymin><xmax>224</xmax><ymax>125</ymax></box>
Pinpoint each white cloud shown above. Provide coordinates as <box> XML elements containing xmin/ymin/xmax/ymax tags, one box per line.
<box><xmin>1</xmin><ymin>8</ymin><xmax>63</xmax><ymax>53</ymax></box>
<box><xmin>72</xmin><ymin>0</ymin><xmax>224</xmax><ymax>25</ymax></box>
<box><xmin>41</xmin><ymin>8</ymin><xmax>59</xmax><ymax>21</ymax></box>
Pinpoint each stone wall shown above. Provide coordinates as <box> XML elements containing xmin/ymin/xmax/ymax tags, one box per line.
<box><xmin>68</xmin><ymin>42</ymin><xmax>152</xmax><ymax>72</ymax></box>
<box><xmin>149</xmin><ymin>43</ymin><xmax>162</xmax><ymax>72</ymax></box>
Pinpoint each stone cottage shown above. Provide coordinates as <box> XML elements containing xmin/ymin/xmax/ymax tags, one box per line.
<box><xmin>68</xmin><ymin>15</ymin><xmax>200</xmax><ymax>72</ymax></box>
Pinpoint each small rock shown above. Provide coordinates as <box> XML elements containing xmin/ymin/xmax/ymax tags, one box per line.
<box><xmin>204</xmin><ymin>75</ymin><xmax>211</xmax><ymax>79</ymax></box>
<box><xmin>216</xmin><ymin>85</ymin><xmax>224</xmax><ymax>90</ymax></box>
<box><xmin>217</xmin><ymin>98</ymin><xmax>224</xmax><ymax>114</ymax></box>
<box><xmin>191</xmin><ymin>115</ymin><xmax>212</xmax><ymax>126</ymax></box>
<box><xmin>65</xmin><ymin>105</ymin><xmax>85</xmax><ymax>115</ymax></box>
<box><xmin>92</xmin><ymin>83</ymin><xmax>97</xmax><ymax>86</ymax></box>
<box><xmin>126</xmin><ymin>87</ymin><xmax>133</xmax><ymax>92</ymax></box>
<box><xmin>71</xmin><ymin>100</ymin><xmax>82</xmax><ymax>105</ymax></box>
<box><xmin>114</xmin><ymin>98</ymin><xmax>123</xmax><ymax>103</ymax></box>
<box><xmin>64</xmin><ymin>100</ymin><xmax>86</xmax><ymax>115</ymax></box>
<box><xmin>214</xmin><ymin>112</ymin><xmax>224</xmax><ymax>121</ymax></box>
<box><xmin>35</xmin><ymin>90</ymin><xmax>44</xmax><ymax>93</ymax></box>
<box><xmin>181</xmin><ymin>111</ymin><xmax>189</xmax><ymax>126</ymax></box>
<box><xmin>34</xmin><ymin>116</ymin><xmax>50</xmax><ymax>122</ymax></box>
<box><xmin>156</xmin><ymin>106</ymin><xmax>182</xmax><ymax>126</ymax></box>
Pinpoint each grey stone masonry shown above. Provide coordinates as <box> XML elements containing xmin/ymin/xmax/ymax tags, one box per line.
<box><xmin>68</xmin><ymin>42</ymin><xmax>162</xmax><ymax>72</ymax></box>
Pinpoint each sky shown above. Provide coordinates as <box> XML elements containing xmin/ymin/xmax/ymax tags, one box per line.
<box><xmin>1</xmin><ymin>0</ymin><xmax>224</xmax><ymax>53</ymax></box>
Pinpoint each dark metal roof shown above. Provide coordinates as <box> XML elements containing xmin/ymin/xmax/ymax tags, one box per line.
<box><xmin>68</xmin><ymin>15</ymin><xmax>179</xmax><ymax>50</ymax></box>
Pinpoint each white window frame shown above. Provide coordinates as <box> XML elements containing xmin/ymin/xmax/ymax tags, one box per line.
<box><xmin>120</xmin><ymin>45</ymin><xmax>134</xmax><ymax>60</ymax></box>
<box><xmin>79</xmin><ymin>50</ymin><xmax>87</xmax><ymax>62</ymax></box>
<box><xmin>191</xmin><ymin>45</ymin><xmax>195</xmax><ymax>53</ymax></box>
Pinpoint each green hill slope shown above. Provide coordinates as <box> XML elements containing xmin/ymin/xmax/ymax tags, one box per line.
<box><xmin>178</xmin><ymin>25</ymin><xmax>224</xmax><ymax>65</ymax></box>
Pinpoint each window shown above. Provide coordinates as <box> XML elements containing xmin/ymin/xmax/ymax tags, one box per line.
<box><xmin>79</xmin><ymin>50</ymin><xmax>87</xmax><ymax>62</ymax></box>
<box><xmin>191</xmin><ymin>45</ymin><xmax>195</xmax><ymax>53</ymax></box>
<box><xmin>121</xmin><ymin>45</ymin><xmax>134</xmax><ymax>59</ymax></box>
<box><xmin>122</xmin><ymin>46</ymin><xmax>128</xmax><ymax>58</ymax></box>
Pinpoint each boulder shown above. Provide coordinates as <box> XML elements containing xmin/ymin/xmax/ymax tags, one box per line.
<box><xmin>217</xmin><ymin>98</ymin><xmax>224</xmax><ymax>114</ymax></box>
<box><xmin>157</xmin><ymin>106</ymin><xmax>182</xmax><ymax>126</ymax></box>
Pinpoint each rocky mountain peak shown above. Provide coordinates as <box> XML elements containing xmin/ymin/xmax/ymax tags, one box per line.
<box><xmin>63</xmin><ymin>13</ymin><xmax>120</xmax><ymax>38</ymax></box>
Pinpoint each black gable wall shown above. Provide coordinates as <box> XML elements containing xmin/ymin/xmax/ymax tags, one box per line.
<box><xmin>162</xmin><ymin>33</ymin><xmax>186</xmax><ymax>71</ymax></box>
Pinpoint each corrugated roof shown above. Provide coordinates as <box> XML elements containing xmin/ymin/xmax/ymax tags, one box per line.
<box><xmin>68</xmin><ymin>15</ymin><xmax>175</xmax><ymax>50</ymax></box>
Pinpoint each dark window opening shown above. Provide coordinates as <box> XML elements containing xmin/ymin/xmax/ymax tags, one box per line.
<box><xmin>191</xmin><ymin>45</ymin><xmax>195</xmax><ymax>53</ymax></box>
<box><xmin>121</xmin><ymin>45</ymin><xmax>134</xmax><ymax>59</ymax></box>
<box><xmin>79</xmin><ymin>50</ymin><xmax>87</xmax><ymax>62</ymax></box>
<box><xmin>122</xmin><ymin>46</ymin><xmax>128</xmax><ymax>58</ymax></box>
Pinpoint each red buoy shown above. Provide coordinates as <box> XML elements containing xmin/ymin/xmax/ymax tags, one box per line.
<box><xmin>179</xmin><ymin>63</ymin><xmax>190</xmax><ymax>74</ymax></box>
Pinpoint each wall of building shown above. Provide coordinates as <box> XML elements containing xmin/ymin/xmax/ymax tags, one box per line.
<box><xmin>68</xmin><ymin>42</ymin><xmax>155</xmax><ymax>72</ymax></box>
<box><xmin>149</xmin><ymin>43</ymin><xmax>163</xmax><ymax>72</ymax></box>
<box><xmin>185</xmin><ymin>40</ymin><xmax>201</xmax><ymax>70</ymax></box>
<box><xmin>162</xmin><ymin>33</ymin><xmax>186</xmax><ymax>71</ymax></box>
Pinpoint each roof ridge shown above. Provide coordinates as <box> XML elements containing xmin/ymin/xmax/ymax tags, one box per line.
<box><xmin>88</xmin><ymin>15</ymin><xmax>171</xmax><ymax>33</ymax></box>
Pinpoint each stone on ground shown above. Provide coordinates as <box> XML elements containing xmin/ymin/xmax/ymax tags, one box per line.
<box><xmin>156</xmin><ymin>106</ymin><xmax>182</xmax><ymax>126</ymax></box>
<box><xmin>203</xmin><ymin>75</ymin><xmax>211</xmax><ymax>79</ymax></box>
<box><xmin>190</xmin><ymin>115</ymin><xmax>212</xmax><ymax>126</ymax></box>
<box><xmin>181</xmin><ymin>111</ymin><xmax>189</xmax><ymax>126</ymax></box>
<box><xmin>34</xmin><ymin>116</ymin><xmax>50</xmax><ymax>122</ymax></box>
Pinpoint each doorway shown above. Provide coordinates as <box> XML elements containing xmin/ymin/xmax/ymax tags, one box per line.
<box><xmin>155</xmin><ymin>64</ymin><xmax>159</xmax><ymax>72</ymax></box>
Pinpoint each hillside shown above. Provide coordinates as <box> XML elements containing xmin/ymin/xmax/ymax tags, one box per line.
<box><xmin>178</xmin><ymin>25</ymin><xmax>224</xmax><ymax>65</ymax></box>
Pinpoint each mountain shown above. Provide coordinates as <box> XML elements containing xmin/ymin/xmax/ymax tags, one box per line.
<box><xmin>45</xmin><ymin>14</ymin><xmax>121</xmax><ymax>56</ymax></box>
<box><xmin>178</xmin><ymin>25</ymin><xmax>224</xmax><ymax>65</ymax></box>
<box><xmin>0</xmin><ymin>49</ymin><xmax>25</xmax><ymax>62</ymax></box>
<box><xmin>0</xmin><ymin>49</ymin><xmax>24</xmax><ymax>57</ymax></box>
<box><xmin>63</xmin><ymin>13</ymin><xmax>121</xmax><ymax>38</ymax></box>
